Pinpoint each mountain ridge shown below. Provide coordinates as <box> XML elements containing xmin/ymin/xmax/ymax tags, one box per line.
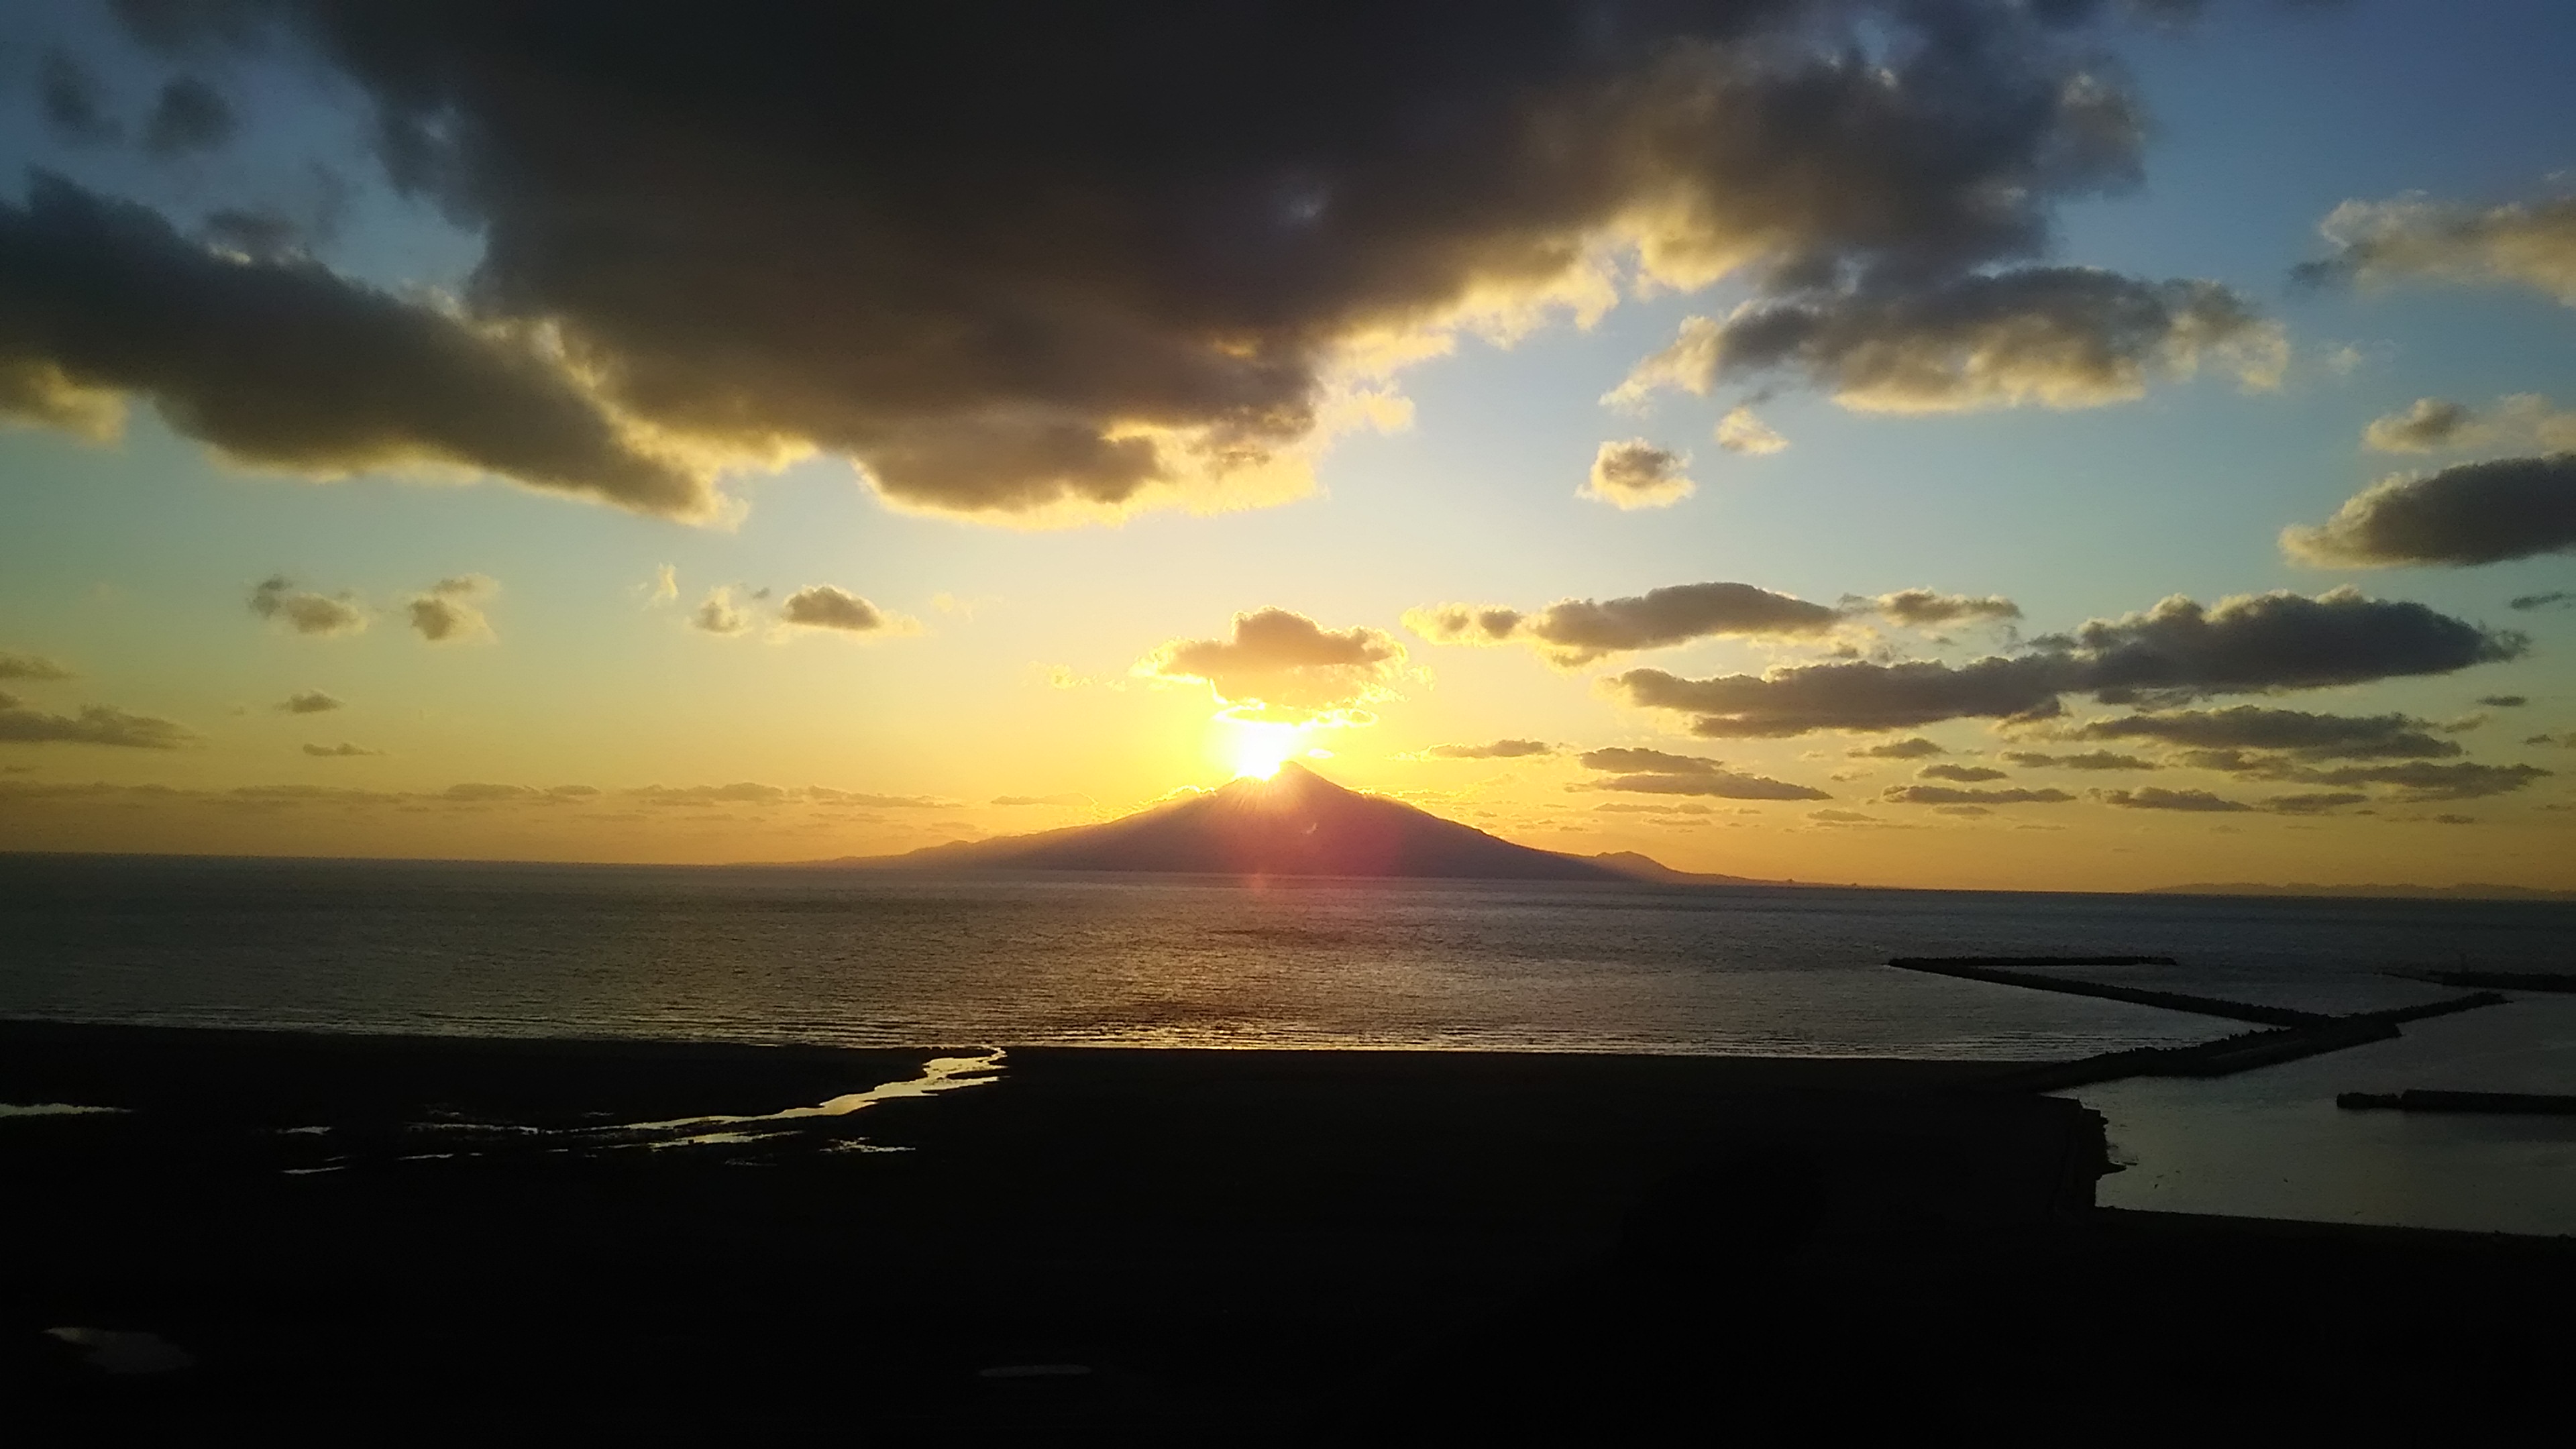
<box><xmin>821</xmin><ymin>763</ymin><xmax>1776</xmax><ymax>883</ymax></box>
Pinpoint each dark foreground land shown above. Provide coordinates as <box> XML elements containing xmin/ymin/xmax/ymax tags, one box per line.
<box><xmin>4</xmin><ymin>1022</ymin><xmax>2571</xmax><ymax>1435</ymax></box>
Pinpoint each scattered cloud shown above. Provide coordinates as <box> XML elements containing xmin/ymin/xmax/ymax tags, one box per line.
<box><xmin>991</xmin><ymin>793</ymin><xmax>1092</xmax><ymax>808</ymax></box>
<box><xmin>0</xmin><ymin>652</ymin><xmax>74</xmax><ymax>682</ymax></box>
<box><xmin>1615</xmin><ymin>270</ymin><xmax>2284</xmax><ymax>415</ymax></box>
<box><xmin>39</xmin><ymin>52</ymin><xmax>117</xmax><ymax>144</ymax></box>
<box><xmin>1807</xmin><ymin>808</ymin><xmax>1886</xmax><ymax>826</ymax></box>
<box><xmin>1614</xmin><ymin>654</ymin><xmax>2070</xmax><ymax>737</ymax></box>
<box><xmin>2072</xmin><ymin>706</ymin><xmax>2461</xmax><ymax>761</ymax></box>
<box><xmin>2362</xmin><ymin>398</ymin><xmax>2475</xmax><ymax>453</ymax></box>
<box><xmin>1713</xmin><ymin>407</ymin><xmax>1787</xmax><ymax>456</ymax></box>
<box><xmin>2477</xmin><ymin>696</ymin><xmax>2527</xmax><ymax>708</ymax></box>
<box><xmin>442</xmin><ymin>782</ymin><xmax>539</xmax><ymax>802</ymax></box>
<box><xmin>276</xmin><ymin>690</ymin><xmax>343</xmax><ymax>714</ymax></box>
<box><xmin>302</xmin><ymin>741</ymin><xmax>380</xmax><ymax>757</ymax></box>
<box><xmin>0</xmin><ymin>692</ymin><xmax>193</xmax><ymax>749</ymax></box>
<box><xmin>2092</xmin><ymin>786</ymin><xmax>2251</xmax><ymax>812</ymax></box>
<box><xmin>2284</xmin><ymin>453</ymin><xmax>2576</xmax><ymax>567</ymax></box>
<box><xmin>144</xmin><ymin>76</ymin><xmax>237</xmax><ymax>160</ymax></box>
<box><xmin>1142</xmin><ymin>609</ymin><xmax>1404</xmax><ymax>724</ymax></box>
<box><xmin>1409</xmin><ymin>580</ymin><xmax>1841</xmax><ymax>667</ymax></box>
<box><xmin>1859</xmin><ymin>589</ymin><xmax>2023</xmax><ymax>628</ymax></box>
<box><xmin>1609</xmin><ymin>587</ymin><xmax>2521</xmax><ymax>736</ymax></box>
<box><xmin>2299</xmin><ymin>193</ymin><xmax>2576</xmax><ymax>305</ymax></box>
<box><xmin>1849</xmin><ymin>737</ymin><xmax>1944</xmax><ymax>759</ymax></box>
<box><xmin>1573</xmin><ymin>746</ymin><xmax>1829</xmax><ymax>802</ymax></box>
<box><xmin>250</xmin><ymin>576</ymin><xmax>366</xmax><ymax>637</ymax></box>
<box><xmin>647</xmin><ymin>564</ymin><xmax>678</xmax><ymax>605</ymax></box>
<box><xmin>1421</xmin><ymin>739</ymin><xmax>1554</xmax><ymax>760</ymax></box>
<box><xmin>2291</xmin><ymin>760</ymin><xmax>2548</xmax><ymax>802</ymax></box>
<box><xmin>692</xmin><ymin>588</ymin><xmax>751</xmax><ymax>635</ymax></box>
<box><xmin>2358</xmin><ymin>394</ymin><xmax>2576</xmax><ymax>457</ymax></box>
<box><xmin>1582</xmin><ymin>440</ymin><xmax>1694</xmax><ymax>510</ymax></box>
<box><xmin>409</xmin><ymin>576</ymin><xmax>496</xmax><ymax>643</ymax></box>
<box><xmin>1881</xmin><ymin>785</ymin><xmax>2073</xmax><ymax>806</ymax></box>
<box><xmin>1919</xmin><ymin>763</ymin><xmax>2007</xmax><ymax>783</ymax></box>
<box><xmin>2002</xmin><ymin>749</ymin><xmax>2157</xmax><ymax>771</ymax></box>
<box><xmin>2512</xmin><ymin>591</ymin><xmax>2571</xmax><ymax>611</ymax></box>
<box><xmin>2265</xmin><ymin>792</ymin><xmax>2371</xmax><ymax>816</ymax></box>
<box><xmin>780</xmin><ymin>585</ymin><xmax>910</xmax><ymax>635</ymax></box>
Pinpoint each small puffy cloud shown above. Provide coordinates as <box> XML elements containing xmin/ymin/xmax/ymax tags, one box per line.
<box><xmin>2283</xmin><ymin>454</ymin><xmax>2576</xmax><ymax>568</ymax></box>
<box><xmin>2093</xmin><ymin>786</ymin><xmax>2251</xmax><ymax>812</ymax></box>
<box><xmin>1860</xmin><ymin>589</ymin><xmax>2022</xmax><ymax>629</ymax></box>
<box><xmin>1617</xmin><ymin>270</ymin><xmax>2284</xmax><ymax>416</ymax></box>
<box><xmin>1409</xmin><ymin>580</ymin><xmax>1841</xmax><ymax>667</ymax></box>
<box><xmin>1581</xmin><ymin>440</ymin><xmax>1694</xmax><ymax>511</ymax></box>
<box><xmin>992</xmin><ymin>793</ymin><xmax>1092</xmax><ymax>808</ymax></box>
<box><xmin>1713</xmin><ymin>407</ymin><xmax>1786</xmax><ymax>456</ymax></box>
<box><xmin>1849</xmin><ymin>737</ymin><xmax>1944</xmax><ymax>759</ymax></box>
<box><xmin>0</xmin><ymin>651</ymin><xmax>74</xmax><ymax>682</ymax></box>
<box><xmin>2477</xmin><ymin>696</ymin><xmax>2527</xmax><ymax>708</ymax></box>
<box><xmin>1421</xmin><ymin>739</ymin><xmax>1554</xmax><ymax>760</ymax></box>
<box><xmin>2512</xmin><ymin>591</ymin><xmax>2572</xmax><ymax>612</ymax></box>
<box><xmin>780</xmin><ymin>585</ymin><xmax>910</xmax><ymax>635</ymax></box>
<box><xmin>2300</xmin><ymin>194</ymin><xmax>2576</xmax><ymax>305</ymax></box>
<box><xmin>2363</xmin><ymin>398</ymin><xmax>2475</xmax><ymax>453</ymax></box>
<box><xmin>250</xmin><ymin>576</ymin><xmax>365</xmax><ymax>637</ymax></box>
<box><xmin>409</xmin><ymin>576</ymin><xmax>495</xmax><ymax>643</ymax></box>
<box><xmin>2001</xmin><ymin>750</ymin><xmax>2157</xmax><ymax>771</ymax></box>
<box><xmin>647</xmin><ymin>564</ymin><xmax>678</xmax><ymax>604</ymax></box>
<box><xmin>1142</xmin><ymin>608</ymin><xmax>1404</xmax><ymax>723</ymax></box>
<box><xmin>0</xmin><ymin>692</ymin><xmax>194</xmax><ymax>749</ymax></box>
<box><xmin>1574</xmin><ymin>746</ymin><xmax>1829</xmax><ymax>802</ymax></box>
<box><xmin>692</xmin><ymin>588</ymin><xmax>751</xmax><ymax>635</ymax></box>
<box><xmin>276</xmin><ymin>690</ymin><xmax>343</xmax><ymax>714</ymax></box>
<box><xmin>2074</xmin><ymin>707</ymin><xmax>2460</xmax><ymax>761</ymax></box>
<box><xmin>1919</xmin><ymin>763</ymin><xmax>2006</xmax><ymax>783</ymax></box>
<box><xmin>302</xmin><ymin>741</ymin><xmax>380</xmax><ymax>757</ymax></box>
<box><xmin>1881</xmin><ymin>784</ymin><xmax>2072</xmax><ymax>806</ymax></box>
<box><xmin>144</xmin><ymin>76</ymin><xmax>237</xmax><ymax>159</ymax></box>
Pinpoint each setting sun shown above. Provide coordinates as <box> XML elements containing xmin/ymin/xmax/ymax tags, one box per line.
<box><xmin>1224</xmin><ymin>721</ymin><xmax>1305</xmax><ymax>780</ymax></box>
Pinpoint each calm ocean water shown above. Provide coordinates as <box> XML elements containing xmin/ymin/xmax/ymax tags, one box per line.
<box><xmin>3</xmin><ymin>853</ymin><xmax>2568</xmax><ymax>1058</ymax></box>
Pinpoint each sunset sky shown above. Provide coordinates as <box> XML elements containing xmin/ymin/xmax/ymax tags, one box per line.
<box><xmin>3</xmin><ymin>0</ymin><xmax>2573</xmax><ymax>890</ymax></box>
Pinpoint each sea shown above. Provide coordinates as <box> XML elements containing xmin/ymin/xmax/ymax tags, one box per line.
<box><xmin>3</xmin><ymin>853</ymin><xmax>2573</xmax><ymax>1234</ymax></box>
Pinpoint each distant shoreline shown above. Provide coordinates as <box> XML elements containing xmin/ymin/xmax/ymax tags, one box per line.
<box><xmin>2</xmin><ymin>848</ymin><xmax>2571</xmax><ymax>902</ymax></box>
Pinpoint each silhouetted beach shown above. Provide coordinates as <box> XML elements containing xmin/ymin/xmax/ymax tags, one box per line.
<box><xmin>8</xmin><ymin>1020</ymin><xmax>2572</xmax><ymax>1432</ymax></box>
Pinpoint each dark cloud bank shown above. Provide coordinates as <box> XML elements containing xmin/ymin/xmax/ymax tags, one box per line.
<box><xmin>1610</xmin><ymin>588</ymin><xmax>2522</xmax><ymax>735</ymax></box>
<box><xmin>13</xmin><ymin>1</ymin><xmax>2261</xmax><ymax>523</ymax></box>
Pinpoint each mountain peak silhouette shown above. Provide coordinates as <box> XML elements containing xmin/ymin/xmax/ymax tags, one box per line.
<box><xmin>875</xmin><ymin>761</ymin><xmax>1628</xmax><ymax>880</ymax></box>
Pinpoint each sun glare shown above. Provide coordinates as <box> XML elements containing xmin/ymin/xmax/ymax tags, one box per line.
<box><xmin>1225</xmin><ymin>721</ymin><xmax>1303</xmax><ymax>780</ymax></box>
